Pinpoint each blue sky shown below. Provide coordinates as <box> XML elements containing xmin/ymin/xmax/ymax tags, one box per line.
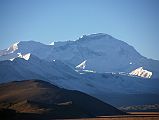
<box><xmin>0</xmin><ymin>0</ymin><xmax>159</xmax><ymax>60</ymax></box>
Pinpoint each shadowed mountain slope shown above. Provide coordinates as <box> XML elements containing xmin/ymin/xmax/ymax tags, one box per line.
<box><xmin>0</xmin><ymin>80</ymin><xmax>125</xmax><ymax>119</ymax></box>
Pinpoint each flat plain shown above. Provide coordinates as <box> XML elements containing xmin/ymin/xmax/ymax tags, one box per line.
<box><xmin>72</xmin><ymin>112</ymin><xmax>159</xmax><ymax>120</ymax></box>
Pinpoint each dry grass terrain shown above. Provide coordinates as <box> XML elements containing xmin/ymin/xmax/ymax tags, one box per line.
<box><xmin>0</xmin><ymin>80</ymin><xmax>125</xmax><ymax>120</ymax></box>
<box><xmin>71</xmin><ymin>112</ymin><xmax>159</xmax><ymax>120</ymax></box>
<box><xmin>1</xmin><ymin>80</ymin><xmax>159</xmax><ymax>120</ymax></box>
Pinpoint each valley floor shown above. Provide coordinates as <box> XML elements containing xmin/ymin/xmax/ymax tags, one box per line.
<box><xmin>72</xmin><ymin>112</ymin><xmax>159</xmax><ymax>120</ymax></box>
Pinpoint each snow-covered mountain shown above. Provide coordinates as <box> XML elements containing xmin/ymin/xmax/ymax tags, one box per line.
<box><xmin>48</xmin><ymin>33</ymin><xmax>159</xmax><ymax>79</ymax></box>
<box><xmin>0</xmin><ymin>41</ymin><xmax>52</xmax><ymax>61</ymax></box>
<box><xmin>0</xmin><ymin>33</ymin><xmax>158</xmax><ymax>78</ymax></box>
<box><xmin>1</xmin><ymin>33</ymin><xmax>159</xmax><ymax>108</ymax></box>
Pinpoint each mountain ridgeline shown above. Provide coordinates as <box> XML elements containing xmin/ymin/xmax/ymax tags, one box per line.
<box><xmin>0</xmin><ymin>33</ymin><xmax>159</xmax><ymax>110</ymax></box>
<box><xmin>0</xmin><ymin>33</ymin><xmax>158</xmax><ymax>78</ymax></box>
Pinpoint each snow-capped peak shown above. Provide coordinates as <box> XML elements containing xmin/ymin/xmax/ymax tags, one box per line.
<box><xmin>87</xmin><ymin>33</ymin><xmax>108</xmax><ymax>37</ymax></box>
<box><xmin>7</xmin><ymin>42</ymin><xmax>19</xmax><ymax>53</ymax></box>
<box><xmin>78</xmin><ymin>33</ymin><xmax>111</xmax><ymax>40</ymax></box>
<box><xmin>129</xmin><ymin>67</ymin><xmax>152</xmax><ymax>78</ymax></box>
<box><xmin>75</xmin><ymin>60</ymin><xmax>87</xmax><ymax>69</ymax></box>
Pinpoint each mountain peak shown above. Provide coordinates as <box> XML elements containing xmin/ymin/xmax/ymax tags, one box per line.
<box><xmin>79</xmin><ymin>33</ymin><xmax>112</xmax><ymax>40</ymax></box>
<box><xmin>0</xmin><ymin>40</ymin><xmax>46</xmax><ymax>55</ymax></box>
<box><xmin>0</xmin><ymin>33</ymin><xmax>159</xmax><ymax>78</ymax></box>
<box><xmin>88</xmin><ymin>33</ymin><xmax>111</xmax><ymax>37</ymax></box>
<box><xmin>6</xmin><ymin>42</ymin><xmax>19</xmax><ymax>53</ymax></box>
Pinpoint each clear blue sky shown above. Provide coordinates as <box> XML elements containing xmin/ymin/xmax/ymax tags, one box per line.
<box><xmin>0</xmin><ymin>0</ymin><xmax>159</xmax><ymax>60</ymax></box>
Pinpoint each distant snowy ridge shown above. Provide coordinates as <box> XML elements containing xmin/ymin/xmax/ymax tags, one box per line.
<box><xmin>7</xmin><ymin>42</ymin><xmax>19</xmax><ymax>53</ymax></box>
<box><xmin>0</xmin><ymin>42</ymin><xmax>19</xmax><ymax>56</ymax></box>
<box><xmin>0</xmin><ymin>33</ymin><xmax>159</xmax><ymax>78</ymax></box>
<box><xmin>129</xmin><ymin>67</ymin><xmax>152</xmax><ymax>78</ymax></box>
